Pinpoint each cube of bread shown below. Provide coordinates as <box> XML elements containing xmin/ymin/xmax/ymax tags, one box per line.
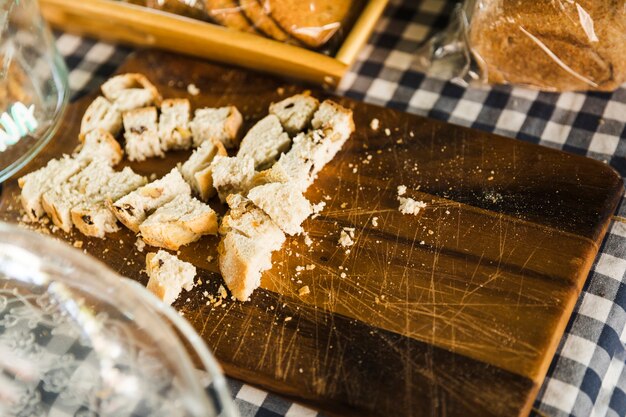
<box><xmin>123</xmin><ymin>107</ymin><xmax>164</xmax><ymax>162</ymax></box>
<box><xmin>41</xmin><ymin>160</ymin><xmax>118</xmax><ymax>233</ymax></box>
<box><xmin>269</xmin><ymin>93</ymin><xmax>319</xmax><ymax>135</ymax></box>
<box><xmin>75</xmin><ymin>129</ymin><xmax>123</xmax><ymax>166</ymax></box>
<box><xmin>211</xmin><ymin>155</ymin><xmax>255</xmax><ymax>203</ymax></box>
<box><xmin>237</xmin><ymin>115</ymin><xmax>291</xmax><ymax>169</ymax></box>
<box><xmin>140</xmin><ymin>194</ymin><xmax>218</xmax><ymax>250</ymax></box>
<box><xmin>190</xmin><ymin>106</ymin><xmax>242</xmax><ymax>148</ymax></box>
<box><xmin>249</xmin><ymin>162</ymin><xmax>291</xmax><ymax>189</ymax></box>
<box><xmin>218</xmin><ymin>198</ymin><xmax>285</xmax><ymax>301</ymax></box>
<box><xmin>18</xmin><ymin>155</ymin><xmax>84</xmax><ymax>220</ymax></box>
<box><xmin>109</xmin><ymin>168</ymin><xmax>191</xmax><ymax>233</ymax></box>
<box><xmin>80</xmin><ymin>96</ymin><xmax>122</xmax><ymax>139</ymax></box>
<box><xmin>311</xmin><ymin>99</ymin><xmax>355</xmax><ymax>145</ymax></box>
<box><xmin>146</xmin><ymin>250</ymin><xmax>196</xmax><ymax>306</ymax></box>
<box><xmin>158</xmin><ymin>98</ymin><xmax>192</xmax><ymax>151</ymax></box>
<box><xmin>247</xmin><ymin>182</ymin><xmax>312</xmax><ymax>235</ymax></box>
<box><xmin>180</xmin><ymin>139</ymin><xmax>227</xmax><ymax>201</ymax></box>
<box><xmin>101</xmin><ymin>73</ymin><xmax>162</xmax><ymax>112</ymax></box>
<box><xmin>71</xmin><ymin>167</ymin><xmax>147</xmax><ymax>238</ymax></box>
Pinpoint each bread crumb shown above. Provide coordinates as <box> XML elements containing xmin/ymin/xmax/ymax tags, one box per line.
<box><xmin>277</xmin><ymin>87</ymin><xmax>285</xmax><ymax>95</ymax></box>
<box><xmin>340</xmin><ymin>202</ymin><xmax>348</xmax><ymax>209</ymax></box>
<box><xmin>187</xmin><ymin>83</ymin><xmax>200</xmax><ymax>96</ymax></box>
<box><xmin>304</xmin><ymin>234</ymin><xmax>313</xmax><ymax>246</ymax></box>
<box><xmin>398</xmin><ymin>197</ymin><xmax>426</xmax><ymax>215</ymax></box>
<box><xmin>149</xmin><ymin>173</ymin><xmax>157</xmax><ymax>181</ymax></box>
<box><xmin>284</xmin><ymin>316</ymin><xmax>292</xmax><ymax>322</ymax></box>
<box><xmin>299</xmin><ymin>286</ymin><xmax>310</xmax><ymax>296</ymax></box>
<box><xmin>311</xmin><ymin>201</ymin><xmax>326</xmax><ymax>214</ymax></box>
<box><xmin>340</xmin><ymin>272</ymin><xmax>347</xmax><ymax>278</ymax></box>
<box><xmin>397</xmin><ymin>185</ymin><xmax>407</xmax><ymax>196</ymax></box>
<box><xmin>372</xmin><ymin>217</ymin><xmax>378</xmax><ymax>227</ymax></box>
<box><xmin>370</xmin><ymin>118</ymin><xmax>379</xmax><ymax>130</ymax></box>
<box><xmin>339</xmin><ymin>227</ymin><xmax>355</xmax><ymax>247</ymax></box>
<box><xmin>206</xmin><ymin>255</ymin><xmax>214</xmax><ymax>262</ymax></box>
<box><xmin>218</xmin><ymin>285</ymin><xmax>227</xmax><ymax>299</ymax></box>
<box><xmin>305</xmin><ymin>264</ymin><xmax>315</xmax><ymax>270</ymax></box>
<box><xmin>384</xmin><ymin>128</ymin><xmax>391</xmax><ymax>136</ymax></box>
<box><xmin>73</xmin><ymin>240</ymin><xmax>83</xmax><ymax>248</ymax></box>
<box><xmin>135</xmin><ymin>237</ymin><xmax>145</xmax><ymax>252</ymax></box>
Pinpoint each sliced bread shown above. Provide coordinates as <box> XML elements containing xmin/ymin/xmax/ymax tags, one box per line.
<box><xmin>237</xmin><ymin>114</ymin><xmax>291</xmax><ymax>169</ymax></box>
<box><xmin>80</xmin><ymin>96</ymin><xmax>122</xmax><ymax>139</ymax></box>
<box><xmin>158</xmin><ymin>98</ymin><xmax>192</xmax><ymax>151</ymax></box>
<box><xmin>311</xmin><ymin>99</ymin><xmax>355</xmax><ymax>144</ymax></box>
<box><xmin>18</xmin><ymin>155</ymin><xmax>85</xmax><ymax>221</ymax></box>
<box><xmin>71</xmin><ymin>167</ymin><xmax>147</xmax><ymax>238</ymax></box>
<box><xmin>123</xmin><ymin>106</ymin><xmax>164</xmax><ymax>162</ymax></box>
<box><xmin>180</xmin><ymin>139</ymin><xmax>227</xmax><ymax>201</ymax></box>
<box><xmin>247</xmin><ymin>182</ymin><xmax>312</xmax><ymax>235</ymax></box>
<box><xmin>218</xmin><ymin>197</ymin><xmax>285</xmax><ymax>301</ymax></box>
<box><xmin>109</xmin><ymin>168</ymin><xmax>191</xmax><ymax>233</ymax></box>
<box><xmin>146</xmin><ymin>250</ymin><xmax>196</xmax><ymax>305</ymax></box>
<box><xmin>75</xmin><ymin>129</ymin><xmax>123</xmax><ymax>166</ymax></box>
<box><xmin>190</xmin><ymin>106</ymin><xmax>242</xmax><ymax>148</ymax></box>
<box><xmin>101</xmin><ymin>73</ymin><xmax>162</xmax><ymax>112</ymax></box>
<box><xmin>211</xmin><ymin>155</ymin><xmax>255</xmax><ymax>202</ymax></box>
<box><xmin>269</xmin><ymin>93</ymin><xmax>319</xmax><ymax>135</ymax></box>
<box><xmin>139</xmin><ymin>194</ymin><xmax>218</xmax><ymax>250</ymax></box>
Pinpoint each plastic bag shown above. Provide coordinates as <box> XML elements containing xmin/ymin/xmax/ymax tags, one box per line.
<box><xmin>120</xmin><ymin>0</ymin><xmax>362</xmax><ymax>52</ymax></box>
<box><xmin>416</xmin><ymin>0</ymin><xmax>626</xmax><ymax>92</ymax></box>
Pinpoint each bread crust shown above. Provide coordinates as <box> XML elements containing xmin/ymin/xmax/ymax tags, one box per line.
<box><xmin>205</xmin><ymin>0</ymin><xmax>258</xmax><ymax>33</ymax></box>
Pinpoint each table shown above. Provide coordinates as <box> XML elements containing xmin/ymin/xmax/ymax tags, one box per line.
<box><xmin>51</xmin><ymin>0</ymin><xmax>626</xmax><ymax>416</ymax></box>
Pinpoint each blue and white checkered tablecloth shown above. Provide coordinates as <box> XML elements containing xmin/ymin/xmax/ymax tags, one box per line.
<box><xmin>51</xmin><ymin>0</ymin><xmax>626</xmax><ymax>416</ymax></box>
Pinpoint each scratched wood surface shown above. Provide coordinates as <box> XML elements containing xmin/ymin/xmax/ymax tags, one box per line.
<box><xmin>0</xmin><ymin>50</ymin><xmax>622</xmax><ymax>417</ymax></box>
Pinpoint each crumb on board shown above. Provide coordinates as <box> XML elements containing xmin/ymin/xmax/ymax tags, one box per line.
<box><xmin>398</xmin><ymin>197</ymin><xmax>427</xmax><ymax>215</ymax></box>
<box><xmin>304</xmin><ymin>234</ymin><xmax>313</xmax><ymax>247</ymax></box>
<box><xmin>187</xmin><ymin>83</ymin><xmax>200</xmax><ymax>96</ymax></box>
<box><xmin>340</xmin><ymin>272</ymin><xmax>347</xmax><ymax>278</ymax></box>
<box><xmin>135</xmin><ymin>237</ymin><xmax>145</xmax><ymax>252</ymax></box>
<box><xmin>299</xmin><ymin>286</ymin><xmax>310</xmax><ymax>296</ymax></box>
<box><xmin>384</xmin><ymin>128</ymin><xmax>391</xmax><ymax>136</ymax></box>
<box><xmin>73</xmin><ymin>240</ymin><xmax>83</xmax><ymax>249</ymax></box>
<box><xmin>339</xmin><ymin>227</ymin><xmax>355</xmax><ymax>247</ymax></box>
<box><xmin>370</xmin><ymin>118</ymin><xmax>380</xmax><ymax>130</ymax></box>
<box><xmin>372</xmin><ymin>217</ymin><xmax>379</xmax><ymax>227</ymax></box>
<box><xmin>312</xmin><ymin>201</ymin><xmax>326</xmax><ymax>214</ymax></box>
<box><xmin>397</xmin><ymin>185</ymin><xmax>407</xmax><ymax>196</ymax></box>
<box><xmin>206</xmin><ymin>255</ymin><xmax>214</xmax><ymax>262</ymax></box>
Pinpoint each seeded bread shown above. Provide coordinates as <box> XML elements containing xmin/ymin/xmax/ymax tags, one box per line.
<box><xmin>140</xmin><ymin>194</ymin><xmax>218</xmax><ymax>250</ymax></box>
<box><xmin>123</xmin><ymin>106</ymin><xmax>164</xmax><ymax>162</ymax></box>
<box><xmin>218</xmin><ymin>196</ymin><xmax>285</xmax><ymax>301</ymax></box>
<box><xmin>80</xmin><ymin>96</ymin><xmax>122</xmax><ymax>139</ymax></box>
<box><xmin>18</xmin><ymin>156</ymin><xmax>84</xmax><ymax>221</ymax></box>
<box><xmin>190</xmin><ymin>106</ymin><xmax>243</xmax><ymax>148</ymax></box>
<box><xmin>158</xmin><ymin>98</ymin><xmax>192</xmax><ymax>151</ymax></box>
<box><xmin>237</xmin><ymin>114</ymin><xmax>291</xmax><ymax>169</ymax></box>
<box><xmin>109</xmin><ymin>168</ymin><xmax>191</xmax><ymax>233</ymax></box>
<box><xmin>269</xmin><ymin>93</ymin><xmax>319</xmax><ymax>135</ymax></box>
<box><xmin>71</xmin><ymin>168</ymin><xmax>147</xmax><ymax>238</ymax></box>
<box><xmin>101</xmin><ymin>73</ymin><xmax>162</xmax><ymax>111</ymax></box>
<box><xmin>146</xmin><ymin>250</ymin><xmax>196</xmax><ymax>305</ymax></box>
<box><xmin>211</xmin><ymin>155</ymin><xmax>255</xmax><ymax>202</ymax></box>
<box><xmin>180</xmin><ymin>139</ymin><xmax>227</xmax><ymax>201</ymax></box>
<box><xmin>247</xmin><ymin>182</ymin><xmax>312</xmax><ymax>235</ymax></box>
<box><xmin>75</xmin><ymin>129</ymin><xmax>123</xmax><ymax>166</ymax></box>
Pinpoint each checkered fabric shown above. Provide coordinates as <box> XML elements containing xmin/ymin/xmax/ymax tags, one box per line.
<box><xmin>51</xmin><ymin>0</ymin><xmax>626</xmax><ymax>415</ymax></box>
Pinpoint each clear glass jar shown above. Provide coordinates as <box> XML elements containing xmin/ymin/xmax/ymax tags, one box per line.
<box><xmin>0</xmin><ymin>0</ymin><xmax>69</xmax><ymax>183</ymax></box>
<box><xmin>0</xmin><ymin>222</ymin><xmax>238</xmax><ymax>417</ymax></box>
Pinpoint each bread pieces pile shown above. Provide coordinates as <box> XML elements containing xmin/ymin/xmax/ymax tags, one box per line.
<box><xmin>18</xmin><ymin>73</ymin><xmax>355</xmax><ymax>304</ymax></box>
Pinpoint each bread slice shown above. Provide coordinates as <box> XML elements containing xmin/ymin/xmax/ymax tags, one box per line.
<box><xmin>211</xmin><ymin>155</ymin><xmax>255</xmax><ymax>202</ymax></box>
<box><xmin>41</xmin><ymin>160</ymin><xmax>118</xmax><ymax>233</ymax></box>
<box><xmin>237</xmin><ymin>114</ymin><xmax>290</xmax><ymax>169</ymax></box>
<box><xmin>190</xmin><ymin>106</ymin><xmax>243</xmax><ymax>149</ymax></box>
<box><xmin>218</xmin><ymin>197</ymin><xmax>285</xmax><ymax>301</ymax></box>
<box><xmin>74</xmin><ymin>129</ymin><xmax>123</xmax><ymax>166</ymax></box>
<box><xmin>101</xmin><ymin>73</ymin><xmax>162</xmax><ymax>112</ymax></box>
<box><xmin>123</xmin><ymin>107</ymin><xmax>164</xmax><ymax>162</ymax></box>
<box><xmin>204</xmin><ymin>0</ymin><xmax>258</xmax><ymax>34</ymax></box>
<box><xmin>158</xmin><ymin>98</ymin><xmax>192</xmax><ymax>151</ymax></box>
<box><xmin>311</xmin><ymin>99</ymin><xmax>355</xmax><ymax>144</ymax></box>
<box><xmin>71</xmin><ymin>167</ymin><xmax>147</xmax><ymax>238</ymax></box>
<box><xmin>247</xmin><ymin>182</ymin><xmax>311</xmax><ymax>235</ymax></box>
<box><xmin>146</xmin><ymin>250</ymin><xmax>196</xmax><ymax>306</ymax></box>
<box><xmin>110</xmin><ymin>168</ymin><xmax>191</xmax><ymax>233</ymax></box>
<box><xmin>180</xmin><ymin>139</ymin><xmax>227</xmax><ymax>201</ymax></box>
<box><xmin>79</xmin><ymin>96</ymin><xmax>122</xmax><ymax>139</ymax></box>
<box><xmin>240</xmin><ymin>0</ymin><xmax>290</xmax><ymax>42</ymax></box>
<box><xmin>140</xmin><ymin>194</ymin><xmax>218</xmax><ymax>250</ymax></box>
<box><xmin>269</xmin><ymin>93</ymin><xmax>319</xmax><ymax>135</ymax></box>
<box><xmin>18</xmin><ymin>155</ymin><xmax>84</xmax><ymax>221</ymax></box>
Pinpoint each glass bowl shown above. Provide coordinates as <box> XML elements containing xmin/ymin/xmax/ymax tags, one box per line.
<box><xmin>0</xmin><ymin>222</ymin><xmax>238</xmax><ymax>417</ymax></box>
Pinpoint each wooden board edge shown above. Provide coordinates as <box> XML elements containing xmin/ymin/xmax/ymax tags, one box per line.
<box><xmin>40</xmin><ymin>0</ymin><xmax>356</xmax><ymax>86</ymax></box>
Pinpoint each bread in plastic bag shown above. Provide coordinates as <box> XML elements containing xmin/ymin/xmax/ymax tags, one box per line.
<box><xmin>417</xmin><ymin>0</ymin><xmax>626</xmax><ymax>92</ymax></box>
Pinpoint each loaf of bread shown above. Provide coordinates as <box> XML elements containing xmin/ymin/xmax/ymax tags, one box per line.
<box><xmin>468</xmin><ymin>0</ymin><xmax>626</xmax><ymax>91</ymax></box>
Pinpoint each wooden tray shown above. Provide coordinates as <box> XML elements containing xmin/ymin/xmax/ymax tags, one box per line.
<box><xmin>1</xmin><ymin>50</ymin><xmax>623</xmax><ymax>417</ymax></box>
<box><xmin>39</xmin><ymin>0</ymin><xmax>388</xmax><ymax>87</ymax></box>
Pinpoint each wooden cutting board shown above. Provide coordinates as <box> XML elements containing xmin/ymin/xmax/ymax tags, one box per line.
<box><xmin>0</xmin><ymin>50</ymin><xmax>622</xmax><ymax>417</ymax></box>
